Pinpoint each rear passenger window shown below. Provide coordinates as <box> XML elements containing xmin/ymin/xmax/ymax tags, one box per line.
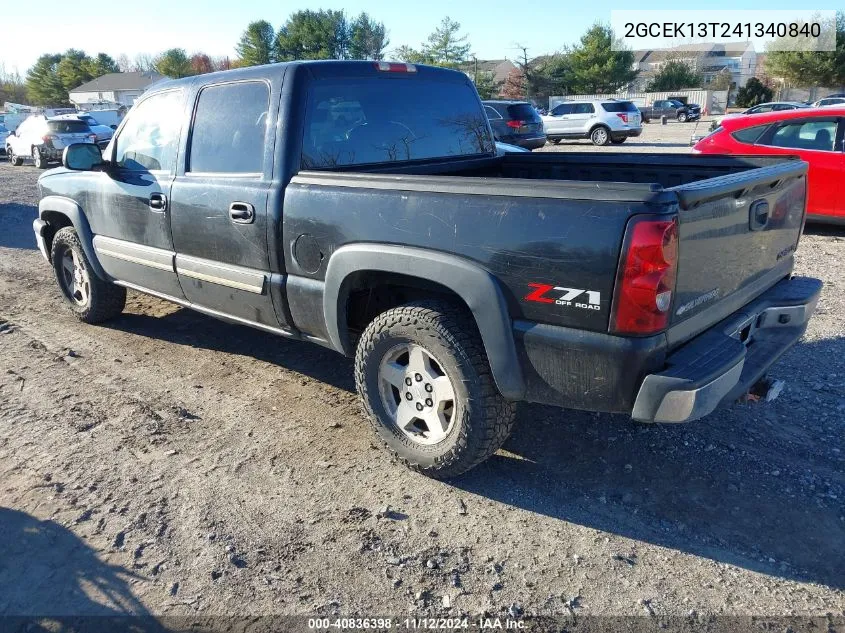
<box><xmin>573</xmin><ymin>103</ymin><xmax>595</xmax><ymax>114</ymax></box>
<box><xmin>484</xmin><ymin>105</ymin><xmax>502</xmax><ymax>120</ymax></box>
<box><xmin>731</xmin><ymin>125</ymin><xmax>769</xmax><ymax>145</ymax></box>
<box><xmin>188</xmin><ymin>82</ymin><xmax>269</xmax><ymax>174</ymax></box>
<box><xmin>766</xmin><ymin>120</ymin><xmax>837</xmax><ymax>152</ymax></box>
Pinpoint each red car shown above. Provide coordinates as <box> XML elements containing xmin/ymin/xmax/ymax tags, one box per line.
<box><xmin>693</xmin><ymin>107</ymin><xmax>845</xmax><ymax>224</ymax></box>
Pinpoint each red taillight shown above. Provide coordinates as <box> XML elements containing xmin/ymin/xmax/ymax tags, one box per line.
<box><xmin>42</xmin><ymin>134</ymin><xmax>56</xmax><ymax>143</ymax></box>
<box><xmin>506</xmin><ymin>120</ymin><xmax>525</xmax><ymax>129</ymax></box>
<box><xmin>616</xmin><ymin>113</ymin><xmax>629</xmax><ymax>123</ymax></box>
<box><xmin>611</xmin><ymin>216</ymin><xmax>679</xmax><ymax>335</ymax></box>
<box><xmin>375</xmin><ymin>61</ymin><xmax>417</xmax><ymax>73</ymax></box>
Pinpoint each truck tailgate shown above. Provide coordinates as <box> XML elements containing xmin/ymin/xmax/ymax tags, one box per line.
<box><xmin>667</xmin><ymin>159</ymin><xmax>809</xmax><ymax>345</ymax></box>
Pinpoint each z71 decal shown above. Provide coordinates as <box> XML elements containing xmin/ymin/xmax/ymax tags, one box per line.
<box><xmin>525</xmin><ymin>283</ymin><xmax>601</xmax><ymax>311</ymax></box>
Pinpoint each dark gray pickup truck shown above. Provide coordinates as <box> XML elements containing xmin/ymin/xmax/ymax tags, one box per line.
<box><xmin>33</xmin><ymin>61</ymin><xmax>821</xmax><ymax>478</ymax></box>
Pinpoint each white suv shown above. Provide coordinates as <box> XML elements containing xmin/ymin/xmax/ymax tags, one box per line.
<box><xmin>6</xmin><ymin>115</ymin><xmax>96</xmax><ymax>169</ymax></box>
<box><xmin>542</xmin><ymin>99</ymin><xmax>642</xmax><ymax>146</ymax></box>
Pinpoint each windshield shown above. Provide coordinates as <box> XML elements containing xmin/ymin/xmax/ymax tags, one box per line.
<box><xmin>506</xmin><ymin>104</ymin><xmax>541</xmax><ymax>121</ymax></box>
<box><xmin>602</xmin><ymin>101</ymin><xmax>638</xmax><ymax>113</ymax></box>
<box><xmin>48</xmin><ymin>120</ymin><xmax>91</xmax><ymax>134</ymax></box>
<box><xmin>301</xmin><ymin>76</ymin><xmax>494</xmax><ymax>168</ymax></box>
<box><xmin>670</xmin><ymin>100</ymin><xmax>684</xmax><ymax>107</ymax></box>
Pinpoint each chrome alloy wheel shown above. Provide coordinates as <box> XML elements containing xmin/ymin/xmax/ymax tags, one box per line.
<box><xmin>60</xmin><ymin>247</ymin><xmax>90</xmax><ymax>306</ymax></box>
<box><xmin>378</xmin><ymin>343</ymin><xmax>457</xmax><ymax>445</ymax></box>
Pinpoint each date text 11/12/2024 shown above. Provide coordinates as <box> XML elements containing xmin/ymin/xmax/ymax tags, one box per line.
<box><xmin>308</xmin><ymin>617</ymin><xmax>526</xmax><ymax>630</ymax></box>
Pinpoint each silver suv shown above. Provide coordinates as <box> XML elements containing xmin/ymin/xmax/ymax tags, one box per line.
<box><xmin>5</xmin><ymin>115</ymin><xmax>96</xmax><ymax>168</ymax></box>
<box><xmin>541</xmin><ymin>99</ymin><xmax>642</xmax><ymax>146</ymax></box>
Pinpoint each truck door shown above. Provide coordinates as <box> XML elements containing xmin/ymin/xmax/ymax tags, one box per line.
<box><xmin>169</xmin><ymin>79</ymin><xmax>286</xmax><ymax>330</ymax></box>
<box><xmin>88</xmin><ymin>89</ymin><xmax>186</xmax><ymax>298</ymax></box>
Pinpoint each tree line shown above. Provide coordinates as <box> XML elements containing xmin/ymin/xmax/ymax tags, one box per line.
<box><xmin>8</xmin><ymin>10</ymin><xmax>844</xmax><ymax>108</ymax></box>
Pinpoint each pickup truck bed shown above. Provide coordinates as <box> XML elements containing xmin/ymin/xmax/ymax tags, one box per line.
<box><xmin>284</xmin><ymin>151</ymin><xmax>816</xmax><ymax>417</ymax></box>
<box><xmin>33</xmin><ymin>60</ymin><xmax>821</xmax><ymax>477</ymax></box>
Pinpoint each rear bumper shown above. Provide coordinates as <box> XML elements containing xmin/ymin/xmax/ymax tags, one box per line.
<box><xmin>631</xmin><ymin>276</ymin><xmax>821</xmax><ymax>422</ymax></box>
<box><xmin>513</xmin><ymin>276</ymin><xmax>821</xmax><ymax>420</ymax></box>
<box><xmin>612</xmin><ymin>128</ymin><xmax>642</xmax><ymax>138</ymax></box>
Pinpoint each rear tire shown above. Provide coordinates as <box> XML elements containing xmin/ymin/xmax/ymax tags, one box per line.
<box><xmin>355</xmin><ymin>300</ymin><xmax>516</xmax><ymax>479</ymax></box>
<box><xmin>590</xmin><ymin>126</ymin><xmax>611</xmax><ymax>146</ymax></box>
<box><xmin>50</xmin><ymin>227</ymin><xmax>126</xmax><ymax>324</ymax></box>
<box><xmin>32</xmin><ymin>146</ymin><xmax>48</xmax><ymax>169</ymax></box>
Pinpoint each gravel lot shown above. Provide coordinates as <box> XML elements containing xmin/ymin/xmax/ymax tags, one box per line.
<box><xmin>0</xmin><ymin>151</ymin><xmax>844</xmax><ymax>626</ymax></box>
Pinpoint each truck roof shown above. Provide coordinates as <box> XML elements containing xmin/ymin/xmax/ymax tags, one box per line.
<box><xmin>148</xmin><ymin>60</ymin><xmax>471</xmax><ymax>96</ymax></box>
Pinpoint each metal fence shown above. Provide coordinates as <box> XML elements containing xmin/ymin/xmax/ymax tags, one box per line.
<box><xmin>549</xmin><ymin>90</ymin><xmax>729</xmax><ymax>115</ymax></box>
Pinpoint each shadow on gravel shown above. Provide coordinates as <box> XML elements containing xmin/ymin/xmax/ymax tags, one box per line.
<box><xmin>0</xmin><ymin>202</ymin><xmax>38</xmax><ymax>249</ymax></box>
<box><xmin>0</xmin><ymin>507</ymin><xmax>166</xmax><ymax>630</ymax></box>
<box><xmin>108</xmin><ymin>308</ymin><xmax>356</xmax><ymax>392</ymax></box>
<box><xmin>803</xmin><ymin>223</ymin><xmax>845</xmax><ymax>237</ymax></box>
<box><xmin>452</xmin><ymin>337</ymin><xmax>845</xmax><ymax>590</ymax></box>
<box><xmin>105</xmin><ymin>306</ymin><xmax>844</xmax><ymax>590</ymax></box>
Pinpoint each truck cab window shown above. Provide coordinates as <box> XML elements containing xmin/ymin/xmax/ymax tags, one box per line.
<box><xmin>188</xmin><ymin>81</ymin><xmax>269</xmax><ymax>174</ymax></box>
<box><xmin>115</xmin><ymin>90</ymin><xmax>183</xmax><ymax>172</ymax></box>
<box><xmin>301</xmin><ymin>77</ymin><xmax>494</xmax><ymax>168</ymax></box>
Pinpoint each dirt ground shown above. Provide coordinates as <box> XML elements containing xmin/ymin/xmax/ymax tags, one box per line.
<box><xmin>0</xmin><ymin>150</ymin><xmax>844</xmax><ymax>626</ymax></box>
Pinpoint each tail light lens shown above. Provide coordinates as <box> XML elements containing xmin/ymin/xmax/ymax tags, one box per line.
<box><xmin>42</xmin><ymin>134</ymin><xmax>56</xmax><ymax>143</ymax></box>
<box><xmin>611</xmin><ymin>216</ymin><xmax>679</xmax><ymax>335</ymax></box>
<box><xmin>616</xmin><ymin>113</ymin><xmax>629</xmax><ymax>123</ymax></box>
<box><xmin>506</xmin><ymin>120</ymin><xmax>525</xmax><ymax>129</ymax></box>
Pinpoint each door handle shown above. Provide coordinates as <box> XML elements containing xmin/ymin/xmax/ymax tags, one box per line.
<box><xmin>149</xmin><ymin>192</ymin><xmax>167</xmax><ymax>211</ymax></box>
<box><xmin>229</xmin><ymin>202</ymin><xmax>255</xmax><ymax>224</ymax></box>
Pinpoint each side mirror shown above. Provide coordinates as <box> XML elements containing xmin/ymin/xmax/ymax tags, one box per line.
<box><xmin>63</xmin><ymin>143</ymin><xmax>105</xmax><ymax>171</ymax></box>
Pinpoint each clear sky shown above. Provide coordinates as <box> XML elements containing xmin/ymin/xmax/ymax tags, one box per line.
<box><xmin>2</xmin><ymin>0</ymin><xmax>842</xmax><ymax>76</ymax></box>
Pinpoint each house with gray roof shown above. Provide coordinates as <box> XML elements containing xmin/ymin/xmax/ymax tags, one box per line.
<box><xmin>631</xmin><ymin>42</ymin><xmax>757</xmax><ymax>91</ymax></box>
<box><xmin>68</xmin><ymin>71</ymin><xmax>164</xmax><ymax>107</ymax></box>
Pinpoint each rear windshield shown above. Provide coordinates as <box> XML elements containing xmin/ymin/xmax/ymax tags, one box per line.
<box><xmin>506</xmin><ymin>104</ymin><xmax>540</xmax><ymax>121</ymax></box>
<box><xmin>48</xmin><ymin>120</ymin><xmax>90</xmax><ymax>134</ymax></box>
<box><xmin>302</xmin><ymin>77</ymin><xmax>494</xmax><ymax>168</ymax></box>
<box><xmin>601</xmin><ymin>101</ymin><xmax>638</xmax><ymax>113</ymax></box>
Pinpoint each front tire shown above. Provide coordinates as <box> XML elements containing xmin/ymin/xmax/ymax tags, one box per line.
<box><xmin>32</xmin><ymin>146</ymin><xmax>48</xmax><ymax>169</ymax></box>
<box><xmin>8</xmin><ymin>147</ymin><xmax>23</xmax><ymax>166</ymax></box>
<box><xmin>677</xmin><ymin>112</ymin><xmax>688</xmax><ymax>123</ymax></box>
<box><xmin>548</xmin><ymin>138</ymin><xmax>561</xmax><ymax>145</ymax></box>
<box><xmin>590</xmin><ymin>126</ymin><xmax>611</xmax><ymax>146</ymax></box>
<box><xmin>50</xmin><ymin>227</ymin><xmax>126</xmax><ymax>323</ymax></box>
<box><xmin>355</xmin><ymin>300</ymin><xmax>516</xmax><ymax>479</ymax></box>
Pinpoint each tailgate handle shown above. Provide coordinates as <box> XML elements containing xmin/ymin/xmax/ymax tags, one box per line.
<box><xmin>749</xmin><ymin>200</ymin><xmax>769</xmax><ymax>231</ymax></box>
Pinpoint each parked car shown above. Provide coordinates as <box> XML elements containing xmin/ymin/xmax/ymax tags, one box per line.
<box><xmin>54</xmin><ymin>113</ymin><xmax>114</xmax><ymax>149</ymax></box>
<box><xmin>6</xmin><ymin>115</ymin><xmax>96</xmax><ymax>168</ymax></box>
<box><xmin>495</xmin><ymin>141</ymin><xmax>530</xmax><ymax>154</ymax></box>
<box><xmin>482</xmin><ymin>100</ymin><xmax>546</xmax><ymax>150</ymax></box>
<box><xmin>33</xmin><ymin>61</ymin><xmax>820</xmax><ymax>478</ymax></box>
<box><xmin>0</xmin><ymin>124</ymin><xmax>9</xmax><ymax>155</ymax></box>
<box><xmin>693</xmin><ymin>107</ymin><xmax>844</xmax><ymax>224</ymax></box>
<box><xmin>712</xmin><ymin>102</ymin><xmax>809</xmax><ymax>129</ymax></box>
<box><xmin>542</xmin><ymin>99</ymin><xmax>642</xmax><ymax>145</ymax></box>
<box><xmin>812</xmin><ymin>97</ymin><xmax>845</xmax><ymax>108</ymax></box>
<box><xmin>640</xmin><ymin>99</ymin><xmax>701</xmax><ymax>123</ymax></box>
<box><xmin>80</xmin><ymin>108</ymin><xmax>125</xmax><ymax>129</ymax></box>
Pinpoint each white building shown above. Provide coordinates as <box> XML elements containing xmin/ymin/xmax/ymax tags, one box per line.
<box><xmin>68</xmin><ymin>71</ymin><xmax>164</xmax><ymax>107</ymax></box>
<box><xmin>632</xmin><ymin>42</ymin><xmax>757</xmax><ymax>91</ymax></box>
